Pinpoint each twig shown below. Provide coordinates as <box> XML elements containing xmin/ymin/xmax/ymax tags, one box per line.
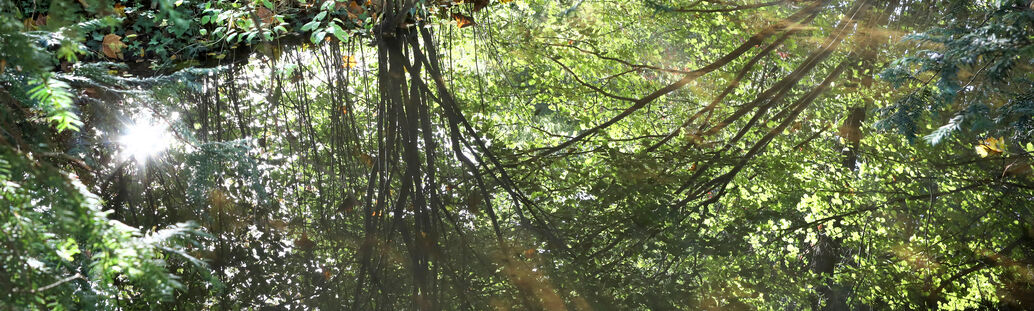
<box><xmin>13</xmin><ymin>273</ymin><xmax>84</xmax><ymax>293</ymax></box>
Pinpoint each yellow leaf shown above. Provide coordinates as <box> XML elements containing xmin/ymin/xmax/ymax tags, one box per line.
<box><xmin>990</xmin><ymin>137</ymin><xmax>1005</xmax><ymax>152</ymax></box>
<box><xmin>975</xmin><ymin>137</ymin><xmax>1005</xmax><ymax>158</ymax></box>
<box><xmin>342</xmin><ymin>55</ymin><xmax>357</xmax><ymax>69</ymax></box>
<box><xmin>975</xmin><ymin>145</ymin><xmax>990</xmax><ymax>158</ymax></box>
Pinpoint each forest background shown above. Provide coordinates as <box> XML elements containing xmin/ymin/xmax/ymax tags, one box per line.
<box><xmin>2</xmin><ymin>0</ymin><xmax>1034</xmax><ymax>310</ymax></box>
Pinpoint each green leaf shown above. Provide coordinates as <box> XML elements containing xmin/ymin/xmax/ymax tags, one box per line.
<box><xmin>57</xmin><ymin>238</ymin><xmax>80</xmax><ymax>262</ymax></box>
<box><xmin>329</xmin><ymin>23</ymin><xmax>348</xmax><ymax>42</ymax></box>
<box><xmin>310</xmin><ymin>30</ymin><xmax>327</xmax><ymax>44</ymax></box>
<box><xmin>301</xmin><ymin>20</ymin><xmax>321</xmax><ymax>32</ymax></box>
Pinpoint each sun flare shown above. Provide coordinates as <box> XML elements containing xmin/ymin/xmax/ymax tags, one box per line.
<box><xmin>119</xmin><ymin>117</ymin><xmax>173</xmax><ymax>165</ymax></box>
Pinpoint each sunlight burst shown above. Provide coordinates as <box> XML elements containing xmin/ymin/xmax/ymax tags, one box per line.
<box><xmin>119</xmin><ymin>116</ymin><xmax>173</xmax><ymax>165</ymax></box>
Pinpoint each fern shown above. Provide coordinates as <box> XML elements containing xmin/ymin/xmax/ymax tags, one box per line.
<box><xmin>874</xmin><ymin>88</ymin><xmax>933</xmax><ymax>143</ymax></box>
<box><xmin>880</xmin><ymin>0</ymin><xmax>1034</xmax><ymax>145</ymax></box>
<box><xmin>27</xmin><ymin>75</ymin><xmax>82</xmax><ymax>132</ymax></box>
<box><xmin>924</xmin><ymin>115</ymin><xmax>964</xmax><ymax>145</ymax></box>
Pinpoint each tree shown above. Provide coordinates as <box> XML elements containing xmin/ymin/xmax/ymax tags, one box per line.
<box><xmin>3</xmin><ymin>0</ymin><xmax>1034</xmax><ymax>309</ymax></box>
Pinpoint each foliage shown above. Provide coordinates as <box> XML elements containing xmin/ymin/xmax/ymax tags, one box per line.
<box><xmin>0</xmin><ymin>144</ymin><xmax>206</xmax><ymax>309</ymax></box>
<box><xmin>2</xmin><ymin>0</ymin><xmax>1034</xmax><ymax>310</ymax></box>
<box><xmin>1</xmin><ymin>0</ymin><xmax>210</xmax><ymax>306</ymax></box>
<box><xmin>878</xmin><ymin>0</ymin><xmax>1034</xmax><ymax>145</ymax></box>
<box><xmin>26</xmin><ymin>75</ymin><xmax>82</xmax><ymax>132</ymax></box>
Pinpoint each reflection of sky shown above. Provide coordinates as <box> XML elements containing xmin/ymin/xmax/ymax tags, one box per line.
<box><xmin>120</xmin><ymin>113</ymin><xmax>175</xmax><ymax>165</ymax></box>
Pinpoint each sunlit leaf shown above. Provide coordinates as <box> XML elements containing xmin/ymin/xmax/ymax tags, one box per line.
<box><xmin>452</xmin><ymin>13</ymin><xmax>475</xmax><ymax>28</ymax></box>
<box><xmin>342</xmin><ymin>55</ymin><xmax>357</xmax><ymax>68</ymax></box>
<box><xmin>975</xmin><ymin>137</ymin><xmax>1004</xmax><ymax>158</ymax></box>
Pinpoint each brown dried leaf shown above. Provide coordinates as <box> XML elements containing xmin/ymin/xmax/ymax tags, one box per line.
<box><xmin>472</xmin><ymin>0</ymin><xmax>489</xmax><ymax>12</ymax></box>
<box><xmin>294</xmin><ymin>233</ymin><xmax>315</xmax><ymax>251</ymax></box>
<box><xmin>523</xmin><ymin>248</ymin><xmax>536</xmax><ymax>259</ymax></box>
<box><xmin>348</xmin><ymin>1</ymin><xmax>365</xmax><ymax>15</ymax></box>
<box><xmin>359</xmin><ymin>153</ymin><xmax>373</xmax><ymax>167</ymax></box>
<box><xmin>113</xmin><ymin>4</ymin><xmax>126</xmax><ymax>16</ymax></box>
<box><xmin>452</xmin><ymin>13</ymin><xmax>475</xmax><ymax>28</ymax></box>
<box><xmin>101</xmin><ymin>34</ymin><xmax>126</xmax><ymax>60</ymax></box>
<box><xmin>256</xmin><ymin>7</ymin><xmax>275</xmax><ymax>25</ymax></box>
<box><xmin>34</xmin><ymin>15</ymin><xmax>48</xmax><ymax>27</ymax></box>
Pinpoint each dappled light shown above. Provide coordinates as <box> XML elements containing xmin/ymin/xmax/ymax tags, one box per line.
<box><xmin>3</xmin><ymin>0</ymin><xmax>1034</xmax><ymax>310</ymax></box>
